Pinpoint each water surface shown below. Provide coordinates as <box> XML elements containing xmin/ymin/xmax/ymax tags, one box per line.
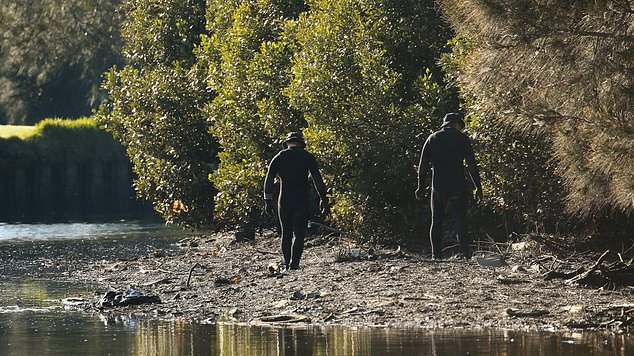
<box><xmin>1</xmin><ymin>312</ymin><xmax>632</xmax><ymax>356</ymax></box>
<box><xmin>0</xmin><ymin>221</ymin><xmax>181</xmax><ymax>243</ymax></box>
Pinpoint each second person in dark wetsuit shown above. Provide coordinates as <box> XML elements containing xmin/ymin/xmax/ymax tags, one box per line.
<box><xmin>416</xmin><ymin>112</ymin><xmax>483</xmax><ymax>259</ymax></box>
<box><xmin>264</xmin><ymin>132</ymin><xmax>328</xmax><ymax>270</ymax></box>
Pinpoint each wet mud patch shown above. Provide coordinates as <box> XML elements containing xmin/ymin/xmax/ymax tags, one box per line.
<box><xmin>1</xmin><ymin>231</ymin><xmax>633</xmax><ymax>333</ymax></box>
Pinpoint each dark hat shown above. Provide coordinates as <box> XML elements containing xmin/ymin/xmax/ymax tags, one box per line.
<box><xmin>283</xmin><ymin>131</ymin><xmax>305</xmax><ymax>148</ymax></box>
<box><xmin>442</xmin><ymin>112</ymin><xmax>465</xmax><ymax>129</ymax></box>
<box><xmin>284</xmin><ymin>131</ymin><xmax>305</xmax><ymax>143</ymax></box>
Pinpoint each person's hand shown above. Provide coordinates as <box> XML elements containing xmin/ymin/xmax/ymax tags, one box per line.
<box><xmin>475</xmin><ymin>188</ymin><xmax>483</xmax><ymax>205</ymax></box>
<box><xmin>320</xmin><ymin>199</ymin><xmax>331</xmax><ymax>217</ymax></box>
<box><xmin>264</xmin><ymin>199</ymin><xmax>275</xmax><ymax>216</ymax></box>
<box><xmin>415</xmin><ymin>186</ymin><xmax>429</xmax><ymax>200</ymax></box>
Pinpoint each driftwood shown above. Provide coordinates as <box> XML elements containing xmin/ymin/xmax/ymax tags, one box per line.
<box><xmin>544</xmin><ymin>250</ymin><xmax>634</xmax><ymax>288</ymax></box>
<box><xmin>186</xmin><ymin>263</ymin><xmax>201</xmax><ymax>288</ymax></box>
<box><xmin>567</xmin><ymin>305</ymin><xmax>634</xmax><ymax>331</ymax></box>
<box><xmin>506</xmin><ymin>308</ymin><xmax>550</xmax><ymax>318</ymax></box>
<box><xmin>543</xmin><ymin>267</ymin><xmax>585</xmax><ymax>280</ymax></box>
<box><xmin>259</xmin><ymin>314</ymin><xmax>311</xmax><ymax>323</ymax></box>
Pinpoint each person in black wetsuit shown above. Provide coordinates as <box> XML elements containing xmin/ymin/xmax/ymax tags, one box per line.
<box><xmin>264</xmin><ymin>132</ymin><xmax>328</xmax><ymax>270</ymax></box>
<box><xmin>416</xmin><ymin>112</ymin><xmax>483</xmax><ymax>259</ymax></box>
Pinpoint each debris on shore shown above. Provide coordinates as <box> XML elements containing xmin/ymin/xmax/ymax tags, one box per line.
<box><xmin>2</xmin><ymin>231</ymin><xmax>633</xmax><ymax>333</ymax></box>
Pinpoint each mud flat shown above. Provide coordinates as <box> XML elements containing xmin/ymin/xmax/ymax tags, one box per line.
<box><xmin>1</xmin><ymin>231</ymin><xmax>633</xmax><ymax>332</ymax></box>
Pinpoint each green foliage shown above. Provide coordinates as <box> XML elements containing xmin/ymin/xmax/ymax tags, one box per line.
<box><xmin>201</xmin><ymin>0</ymin><xmax>307</xmax><ymax>228</ymax></box>
<box><xmin>98</xmin><ymin>0</ymin><xmax>215</xmax><ymax>227</ymax></box>
<box><xmin>440</xmin><ymin>0</ymin><xmax>634</xmax><ymax>217</ymax></box>
<box><xmin>0</xmin><ymin>0</ymin><xmax>122</xmax><ymax>124</ymax></box>
<box><xmin>0</xmin><ymin>117</ymin><xmax>125</xmax><ymax>161</ymax></box>
<box><xmin>285</xmin><ymin>0</ymin><xmax>453</xmax><ymax>241</ymax></box>
<box><xmin>196</xmin><ymin>0</ymin><xmax>454</xmax><ymax>239</ymax></box>
<box><xmin>121</xmin><ymin>0</ymin><xmax>207</xmax><ymax>66</ymax></box>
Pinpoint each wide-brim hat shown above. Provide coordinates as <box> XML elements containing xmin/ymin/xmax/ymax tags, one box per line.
<box><xmin>283</xmin><ymin>131</ymin><xmax>305</xmax><ymax>148</ymax></box>
<box><xmin>441</xmin><ymin>112</ymin><xmax>465</xmax><ymax>129</ymax></box>
<box><xmin>284</xmin><ymin>131</ymin><xmax>305</xmax><ymax>143</ymax></box>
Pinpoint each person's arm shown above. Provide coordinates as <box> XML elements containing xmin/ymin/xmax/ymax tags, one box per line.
<box><xmin>308</xmin><ymin>154</ymin><xmax>327</xmax><ymax>202</ymax></box>
<box><xmin>465</xmin><ymin>138</ymin><xmax>483</xmax><ymax>201</ymax></box>
<box><xmin>416</xmin><ymin>137</ymin><xmax>432</xmax><ymax>199</ymax></box>
<box><xmin>264</xmin><ymin>155</ymin><xmax>280</xmax><ymax>201</ymax></box>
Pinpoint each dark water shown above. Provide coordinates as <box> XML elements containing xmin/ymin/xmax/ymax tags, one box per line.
<box><xmin>1</xmin><ymin>310</ymin><xmax>632</xmax><ymax>356</ymax></box>
<box><xmin>0</xmin><ymin>223</ymin><xmax>633</xmax><ymax>355</ymax></box>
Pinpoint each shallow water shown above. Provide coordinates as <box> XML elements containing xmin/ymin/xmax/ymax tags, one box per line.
<box><xmin>0</xmin><ymin>221</ymin><xmax>182</xmax><ymax>243</ymax></box>
<box><xmin>1</xmin><ymin>311</ymin><xmax>632</xmax><ymax>356</ymax></box>
<box><xmin>1</xmin><ymin>223</ymin><xmax>633</xmax><ymax>355</ymax></box>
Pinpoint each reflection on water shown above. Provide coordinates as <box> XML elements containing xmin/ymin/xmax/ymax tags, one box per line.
<box><xmin>0</xmin><ymin>221</ymin><xmax>186</xmax><ymax>243</ymax></box>
<box><xmin>0</xmin><ymin>279</ymin><xmax>94</xmax><ymax>313</ymax></box>
<box><xmin>0</xmin><ymin>312</ymin><xmax>631</xmax><ymax>356</ymax></box>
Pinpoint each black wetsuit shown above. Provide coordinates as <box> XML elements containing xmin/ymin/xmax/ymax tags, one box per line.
<box><xmin>264</xmin><ymin>147</ymin><xmax>326</xmax><ymax>268</ymax></box>
<box><xmin>417</xmin><ymin>126</ymin><xmax>482</xmax><ymax>258</ymax></box>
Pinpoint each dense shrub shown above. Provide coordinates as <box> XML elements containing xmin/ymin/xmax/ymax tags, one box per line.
<box><xmin>97</xmin><ymin>0</ymin><xmax>454</xmax><ymax>239</ymax></box>
<box><xmin>199</xmin><ymin>0</ymin><xmax>307</xmax><ymax>229</ymax></box>
<box><xmin>98</xmin><ymin>0</ymin><xmax>216</xmax><ymax>227</ymax></box>
<box><xmin>285</xmin><ymin>0</ymin><xmax>455</xmax><ymax>241</ymax></box>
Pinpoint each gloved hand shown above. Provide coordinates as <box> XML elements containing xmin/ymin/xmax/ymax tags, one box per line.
<box><xmin>475</xmin><ymin>188</ymin><xmax>483</xmax><ymax>205</ymax></box>
<box><xmin>415</xmin><ymin>186</ymin><xmax>430</xmax><ymax>200</ymax></box>
<box><xmin>320</xmin><ymin>199</ymin><xmax>331</xmax><ymax>217</ymax></box>
<box><xmin>264</xmin><ymin>199</ymin><xmax>275</xmax><ymax>216</ymax></box>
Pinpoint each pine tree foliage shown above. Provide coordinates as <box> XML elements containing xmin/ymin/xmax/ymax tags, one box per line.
<box><xmin>440</xmin><ymin>0</ymin><xmax>634</xmax><ymax>216</ymax></box>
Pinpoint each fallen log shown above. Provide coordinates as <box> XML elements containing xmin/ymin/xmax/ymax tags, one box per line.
<box><xmin>543</xmin><ymin>250</ymin><xmax>634</xmax><ymax>288</ymax></box>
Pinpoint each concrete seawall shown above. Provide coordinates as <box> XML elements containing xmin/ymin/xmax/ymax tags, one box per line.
<box><xmin>0</xmin><ymin>158</ymin><xmax>152</xmax><ymax>222</ymax></box>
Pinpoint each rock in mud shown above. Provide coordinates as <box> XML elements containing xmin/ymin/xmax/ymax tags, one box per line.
<box><xmin>97</xmin><ymin>288</ymin><xmax>161</xmax><ymax>308</ymax></box>
<box><xmin>476</xmin><ymin>255</ymin><xmax>506</xmax><ymax>267</ymax></box>
<box><xmin>227</xmin><ymin>308</ymin><xmax>242</xmax><ymax>319</ymax></box>
<box><xmin>290</xmin><ymin>291</ymin><xmax>306</xmax><ymax>300</ymax></box>
<box><xmin>497</xmin><ymin>274</ymin><xmax>530</xmax><ymax>285</ymax></box>
<box><xmin>214</xmin><ymin>275</ymin><xmax>242</xmax><ymax>287</ymax></box>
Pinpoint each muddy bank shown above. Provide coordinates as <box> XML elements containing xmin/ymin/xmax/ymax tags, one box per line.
<box><xmin>2</xmin><ymin>231</ymin><xmax>633</xmax><ymax>332</ymax></box>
